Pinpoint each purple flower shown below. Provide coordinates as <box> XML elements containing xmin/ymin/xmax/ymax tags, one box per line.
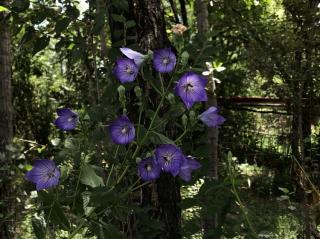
<box><xmin>199</xmin><ymin>106</ymin><xmax>225</xmax><ymax>127</ymax></box>
<box><xmin>179</xmin><ymin>156</ymin><xmax>201</xmax><ymax>182</ymax></box>
<box><xmin>138</xmin><ymin>157</ymin><xmax>161</xmax><ymax>181</ymax></box>
<box><xmin>54</xmin><ymin>108</ymin><xmax>79</xmax><ymax>131</ymax></box>
<box><xmin>155</xmin><ymin>144</ymin><xmax>183</xmax><ymax>176</ymax></box>
<box><xmin>109</xmin><ymin>116</ymin><xmax>135</xmax><ymax>145</ymax></box>
<box><xmin>153</xmin><ymin>48</ymin><xmax>176</xmax><ymax>73</ymax></box>
<box><xmin>175</xmin><ymin>72</ymin><xmax>208</xmax><ymax>109</ymax></box>
<box><xmin>120</xmin><ymin>47</ymin><xmax>145</xmax><ymax>67</ymax></box>
<box><xmin>25</xmin><ymin>159</ymin><xmax>60</xmax><ymax>191</ymax></box>
<box><xmin>113</xmin><ymin>58</ymin><xmax>138</xmax><ymax>83</ymax></box>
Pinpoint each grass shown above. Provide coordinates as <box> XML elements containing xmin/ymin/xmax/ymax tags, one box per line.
<box><xmin>181</xmin><ymin>162</ymin><xmax>304</xmax><ymax>239</ymax></box>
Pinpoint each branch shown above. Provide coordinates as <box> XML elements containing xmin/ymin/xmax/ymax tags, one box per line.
<box><xmin>179</xmin><ymin>0</ymin><xmax>188</xmax><ymax>26</ymax></box>
<box><xmin>168</xmin><ymin>0</ymin><xmax>180</xmax><ymax>23</ymax></box>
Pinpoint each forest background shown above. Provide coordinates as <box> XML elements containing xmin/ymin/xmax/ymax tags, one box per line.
<box><xmin>1</xmin><ymin>0</ymin><xmax>320</xmax><ymax>238</ymax></box>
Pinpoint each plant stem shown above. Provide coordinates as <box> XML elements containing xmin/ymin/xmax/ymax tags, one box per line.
<box><xmin>132</xmin><ymin>76</ymin><xmax>175</xmax><ymax>159</ymax></box>
<box><xmin>174</xmin><ymin>128</ymin><xmax>188</xmax><ymax>143</ymax></box>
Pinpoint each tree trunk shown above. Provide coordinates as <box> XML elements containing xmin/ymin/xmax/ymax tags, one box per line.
<box><xmin>195</xmin><ymin>0</ymin><xmax>219</xmax><ymax>237</ymax></box>
<box><xmin>0</xmin><ymin>5</ymin><xmax>15</xmax><ymax>238</ymax></box>
<box><xmin>130</xmin><ymin>1</ymin><xmax>181</xmax><ymax>238</ymax></box>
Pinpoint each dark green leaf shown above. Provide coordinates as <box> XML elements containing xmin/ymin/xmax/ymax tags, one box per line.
<box><xmin>66</xmin><ymin>5</ymin><xmax>80</xmax><ymax>19</ymax></box>
<box><xmin>31</xmin><ymin>11</ymin><xmax>46</xmax><ymax>24</ymax></box>
<box><xmin>52</xmin><ymin>202</ymin><xmax>70</xmax><ymax>229</ymax></box>
<box><xmin>111</xmin><ymin>14</ymin><xmax>126</xmax><ymax>23</ymax></box>
<box><xmin>33</xmin><ymin>36</ymin><xmax>50</xmax><ymax>55</ymax></box>
<box><xmin>125</xmin><ymin>20</ymin><xmax>135</xmax><ymax>28</ymax></box>
<box><xmin>54</xmin><ymin>18</ymin><xmax>71</xmax><ymax>34</ymax></box>
<box><xmin>20</xmin><ymin>26</ymin><xmax>35</xmax><ymax>45</ymax></box>
<box><xmin>80</xmin><ymin>164</ymin><xmax>105</xmax><ymax>188</ymax></box>
<box><xmin>150</xmin><ymin>131</ymin><xmax>175</xmax><ymax>145</ymax></box>
<box><xmin>93</xmin><ymin>12</ymin><xmax>105</xmax><ymax>34</ymax></box>
<box><xmin>32</xmin><ymin>219</ymin><xmax>45</xmax><ymax>239</ymax></box>
<box><xmin>89</xmin><ymin>187</ymin><xmax>117</xmax><ymax>207</ymax></box>
<box><xmin>12</xmin><ymin>0</ymin><xmax>29</xmax><ymax>12</ymax></box>
<box><xmin>111</xmin><ymin>0</ymin><xmax>128</xmax><ymax>11</ymax></box>
<box><xmin>38</xmin><ymin>191</ymin><xmax>70</xmax><ymax>229</ymax></box>
<box><xmin>99</xmin><ymin>223</ymin><xmax>125</xmax><ymax>239</ymax></box>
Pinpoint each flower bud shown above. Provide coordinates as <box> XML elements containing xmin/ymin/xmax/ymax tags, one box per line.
<box><xmin>189</xmin><ymin>110</ymin><xmax>197</xmax><ymax>126</ymax></box>
<box><xmin>166</xmin><ymin>93</ymin><xmax>175</xmax><ymax>104</ymax></box>
<box><xmin>182</xmin><ymin>114</ymin><xmax>188</xmax><ymax>128</ymax></box>
<box><xmin>134</xmin><ymin>86</ymin><xmax>142</xmax><ymax>99</ymax></box>
<box><xmin>117</xmin><ymin>85</ymin><xmax>126</xmax><ymax>107</ymax></box>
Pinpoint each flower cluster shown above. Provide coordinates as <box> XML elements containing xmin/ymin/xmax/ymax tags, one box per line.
<box><xmin>25</xmin><ymin>47</ymin><xmax>225</xmax><ymax>191</ymax></box>
<box><xmin>137</xmin><ymin>144</ymin><xmax>201</xmax><ymax>182</ymax></box>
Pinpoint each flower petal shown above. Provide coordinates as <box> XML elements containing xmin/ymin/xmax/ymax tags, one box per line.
<box><xmin>113</xmin><ymin>58</ymin><xmax>138</xmax><ymax>83</ymax></box>
<box><xmin>109</xmin><ymin>116</ymin><xmax>135</xmax><ymax>145</ymax></box>
<box><xmin>120</xmin><ymin>47</ymin><xmax>145</xmax><ymax>67</ymax></box>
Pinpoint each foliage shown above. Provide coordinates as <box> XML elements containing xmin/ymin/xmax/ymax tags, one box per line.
<box><xmin>2</xmin><ymin>0</ymin><xmax>320</xmax><ymax>238</ymax></box>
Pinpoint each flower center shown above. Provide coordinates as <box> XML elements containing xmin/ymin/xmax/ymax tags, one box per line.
<box><xmin>47</xmin><ymin>169</ymin><xmax>56</xmax><ymax>179</ymax></box>
<box><xmin>162</xmin><ymin>57</ymin><xmax>170</xmax><ymax>65</ymax></box>
<box><xmin>145</xmin><ymin>163</ymin><xmax>152</xmax><ymax>172</ymax></box>
<box><xmin>184</xmin><ymin>83</ymin><xmax>194</xmax><ymax>92</ymax></box>
<box><xmin>67</xmin><ymin>115</ymin><xmax>77</xmax><ymax>122</ymax></box>
<box><xmin>125</xmin><ymin>65</ymin><xmax>134</xmax><ymax>74</ymax></box>
<box><xmin>121</xmin><ymin>125</ymin><xmax>129</xmax><ymax>134</ymax></box>
<box><xmin>163</xmin><ymin>153</ymin><xmax>173</xmax><ymax>164</ymax></box>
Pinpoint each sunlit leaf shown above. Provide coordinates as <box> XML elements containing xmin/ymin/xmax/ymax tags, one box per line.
<box><xmin>0</xmin><ymin>6</ymin><xmax>9</xmax><ymax>12</ymax></box>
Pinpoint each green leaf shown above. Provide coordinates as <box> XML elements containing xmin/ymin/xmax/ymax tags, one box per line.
<box><xmin>150</xmin><ymin>131</ymin><xmax>175</xmax><ymax>145</ymax></box>
<box><xmin>67</xmin><ymin>43</ymin><xmax>75</xmax><ymax>50</ymax></box>
<box><xmin>0</xmin><ymin>6</ymin><xmax>9</xmax><ymax>12</ymax></box>
<box><xmin>20</xmin><ymin>26</ymin><xmax>35</xmax><ymax>45</ymax></box>
<box><xmin>89</xmin><ymin>187</ymin><xmax>116</xmax><ymax>207</ymax></box>
<box><xmin>50</xmin><ymin>138</ymin><xmax>60</xmax><ymax>146</ymax></box>
<box><xmin>54</xmin><ymin>18</ymin><xmax>71</xmax><ymax>34</ymax></box>
<box><xmin>12</xmin><ymin>0</ymin><xmax>29</xmax><ymax>12</ymax></box>
<box><xmin>33</xmin><ymin>36</ymin><xmax>50</xmax><ymax>55</ymax></box>
<box><xmin>125</xmin><ymin>20</ymin><xmax>135</xmax><ymax>28</ymax></box>
<box><xmin>111</xmin><ymin>0</ymin><xmax>128</xmax><ymax>10</ymax></box>
<box><xmin>64</xmin><ymin>138</ymin><xmax>77</xmax><ymax>150</ymax></box>
<box><xmin>32</xmin><ymin>219</ymin><xmax>45</xmax><ymax>239</ymax></box>
<box><xmin>99</xmin><ymin>223</ymin><xmax>125</xmax><ymax>239</ymax></box>
<box><xmin>278</xmin><ymin>187</ymin><xmax>289</xmax><ymax>194</ymax></box>
<box><xmin>52</xmin><ymin>202</ymin><xmax>70</xmax><ymax>229</ymax></box>
<box><xmin>38</xmin><ymin>191</ymin><xmax>70</xmax><ymax>229</ymax></box>
<box><xmin>111</xmin><ymin>14</ymin><xmax>126</xmax><ymax>23</ymax></box>
<box><xmin>31</xmin><ymin>11</ymin><xmax>46</xmax><ymax>24</ymax></box>
<box><xmin>93</xmin><ymin>12</ymin><xmax>105</xmax><ymax>34</ymax></box>
<box><xmin>80</xmin><ymin>164</ymin><xmax>105</xmax><ymax>188</ymax></box>
<box><xmin>66</xmin><ymin>5</ymin><xmax>79</xmax><ymax>19</ymax></box>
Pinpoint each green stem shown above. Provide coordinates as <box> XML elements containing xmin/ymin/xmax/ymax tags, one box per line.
<box><xmin>72</xmin><ymin>159</ymin><xmax>83</xmax><ymax>211</ymax></box>
<box><xmin>114</xmin><ymin>145</ymin><xmax>120</xmax><ymax>159</ymax></box>
<box><xmin>116</xmin><ymin>165</ymin><xmax>129</xmax><ymax>185</ymax></box>
<box><xmin>106</xmin><ymin>164</ymin><xmax>114</xmax><ymax>187</ymax></box>
<box><xmin>132</xmin><ymin>76</ymin><xmax>175</xmax><ymax>159</ymax></box>
<box><xmin>149</xmin><ymin>79</ymin><xmax>163</xmax><ymax>95</ymax></box>
<box><xmin>45</xmin><ymin>190</ymin><xmax>57</xmax><ymax>238</ymax></box>
<box><xmin>159</xmin><ymin>73</ymin><xmax>165</xmax><ymax>94</ymax></box>
<box><xmin>137</xmin><ymin>104</ymin><xmax>143</xmax><ymax>141</ymax></box>
<box><xmin>174</xmin><ymin>128</ymin><xmax>188</xmax><ymax>143</ymax></box>
<box><xmin>228</xmin><ymin>163</ymin><xmax>258</xmax><ymax>238</ymax></box>
<box><xmin>130</xmin><ymin>181</ymin><xmax>150</xmax><ymax>191</ymax></box>
<box><xmin>67</xmin><ymin>211</ymin><xmax>94</xmax><ymax>239</ymax></box>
